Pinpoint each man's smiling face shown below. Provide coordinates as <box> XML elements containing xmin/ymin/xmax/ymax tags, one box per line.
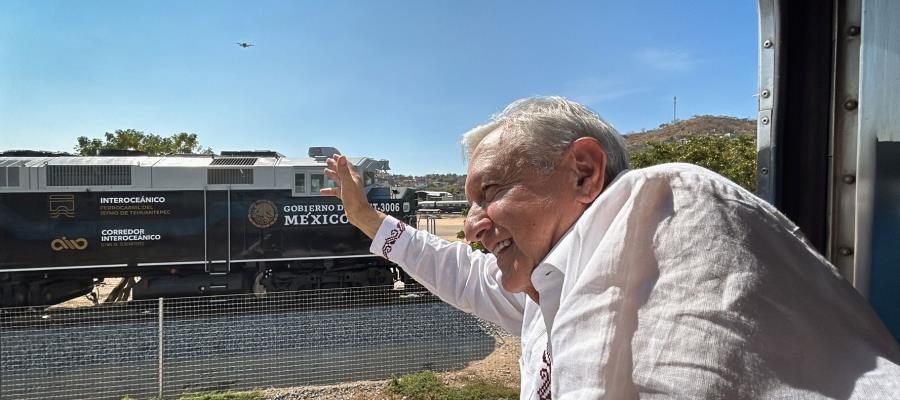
<box><xmin>463</xmin><ymin>130</ymin><xmax>583</xmax><ymax>294</ymax></box>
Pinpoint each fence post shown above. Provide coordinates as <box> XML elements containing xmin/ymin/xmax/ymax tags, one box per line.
<box><xmin>158</xmin><ymin>297</ymin><xmax>164</xmax><ymax>399</ymax></box>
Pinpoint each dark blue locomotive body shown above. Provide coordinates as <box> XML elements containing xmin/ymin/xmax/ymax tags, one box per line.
<box><xmin>0</xmin><ymin>149</ymin><xmax>416</xmax><ymax>306</ymax></box>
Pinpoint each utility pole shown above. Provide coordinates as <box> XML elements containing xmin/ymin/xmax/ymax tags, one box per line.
<box><xmin>673</xmin><ymin>96</ymin><xmax>677</xmax><ymax>124</ymax></box>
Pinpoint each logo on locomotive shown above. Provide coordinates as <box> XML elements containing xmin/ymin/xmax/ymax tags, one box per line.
<box><xmin>48</xmin><ymin>194</ymin><xmax>76</xmax><ymax>218</ymax></box>
<box><xmin>248</xmin><ymin>200</ymin><xmax>278</xmax><ymax>229</ymax></box>
<box><xmin>51</xmin><ymin>237</ymin><xmax>88</xmax><ymax>251</ymax></box>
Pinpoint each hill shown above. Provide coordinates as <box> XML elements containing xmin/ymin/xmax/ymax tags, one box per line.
<box><xmin>624</xmin><ymin>115</ymin><xmax>755</xmax><ymax>152</ymax></box>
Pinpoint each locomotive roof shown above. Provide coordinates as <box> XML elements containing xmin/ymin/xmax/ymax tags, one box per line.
<box><xmin>0</xmin><ymin>149</ymin><xmax>390</xmax><ymax>191</ymax></box>
<box><xmin>0</xmin><ymin>155</ymin><xmax>388</xmax><ymax>170</ymax></box>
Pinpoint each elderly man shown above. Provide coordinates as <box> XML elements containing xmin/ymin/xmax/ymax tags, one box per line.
<box><xmin>323</xmin><ymin>97</ymin><xmax>900</xmax><ymax>399</ymax></box>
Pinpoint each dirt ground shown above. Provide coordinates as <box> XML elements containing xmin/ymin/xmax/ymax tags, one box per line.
<box><xmin>441</xmin><ymin>333</ymin><xmax>521</xmax><ymax>388</ymax></box>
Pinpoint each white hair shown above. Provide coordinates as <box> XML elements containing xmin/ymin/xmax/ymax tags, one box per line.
<box><xmin>461</xmin><ymin>96</ymin><xmax>629</xmax><ymax>183</ymax></box>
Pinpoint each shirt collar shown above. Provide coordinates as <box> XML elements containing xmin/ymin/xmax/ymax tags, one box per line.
<box><xmin>529</xmin><ymin>169</ymin><xmax>629</xmax><ymax>331</ymax></box>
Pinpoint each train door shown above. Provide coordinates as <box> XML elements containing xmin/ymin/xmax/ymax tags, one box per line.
<box><xmin>205</xmin><ymin>189</ymin><xmax>230</xmax><ymax>273</ymax></box>
<box><xmin>758</xmin><ymin>0</ymin><xmax>900</xmax><ymax>337</ymax></box>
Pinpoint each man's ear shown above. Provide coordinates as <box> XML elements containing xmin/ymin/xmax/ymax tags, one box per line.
<box><xmin>569</xmin><ymin>137</ymin><xmax>607</xmax><ymax>204</ymax></box>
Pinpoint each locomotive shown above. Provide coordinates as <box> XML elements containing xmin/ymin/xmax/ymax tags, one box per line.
<box><xmin>0</xmin><ymin>147</ymin><xmax>417</xmax><ymax>307</ymax></box>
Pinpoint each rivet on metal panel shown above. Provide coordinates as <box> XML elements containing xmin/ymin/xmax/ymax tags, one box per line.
<box><xmin>843</xmin><ymin>174</ymin><xmax>856</xmax><ymax>184</ymax></box>
<box><xmin>847</xmin><ymin>26</ymin><xmax>860</xmax><ymax>36</ymax></box>
<box><xmin>839</xmin><ymin>247</ymin><xmax>854</xmax><ymax>256</ymax></box>
<box><xmin>763</xmin><ymin>39</ymin><xmax>773</xmax><ymax>48</ymax></box>
<box><xmin>844</xmin><ymin>99</ymin><xmax>858</xmax><ymax>110</ymax></box>
<box><xmin>761</xmin><ymin>116</ymin><xmax>770</xmax><ymax>125</ymax></box>
<box><xmin>761</xmin><ymin>90</ymin><xmax>770</xmax><ymax>98</ymax></box>
<box><xmin>760</xmin><ymin>167</ymin><xmax>769</xmax><ymax>175</ymax></box>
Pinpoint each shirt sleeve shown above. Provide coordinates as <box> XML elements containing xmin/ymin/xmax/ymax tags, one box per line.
<box><xmin>370</xmin><ymin>215</ymin><xmax>526</xmax><ymax>335</ymax></box>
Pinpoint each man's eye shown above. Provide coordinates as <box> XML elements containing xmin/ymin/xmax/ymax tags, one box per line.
<box><xmin>483</xmin><ymin>185</ymin><xmax>500</xmax><ymax>201</ymax></box>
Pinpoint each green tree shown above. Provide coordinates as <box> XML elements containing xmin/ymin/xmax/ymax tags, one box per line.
<box><xmin>629</xmin><ymin>134</ymin><xmax>757</xmax><ymax>192</ymax></box>
<box><xmin>75</xmin><ymin>130</ymin><xmax>213</xmax><ymax>156</ymax></box>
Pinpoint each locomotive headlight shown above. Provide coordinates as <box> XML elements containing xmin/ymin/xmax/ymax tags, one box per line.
<box><xmin>403</xmin><ymin>202</ymin><xmax>410</xmax><ymax>213</ymax></box>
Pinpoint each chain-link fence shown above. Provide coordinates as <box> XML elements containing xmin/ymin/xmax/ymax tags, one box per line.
<box><xmin>0</xmin><ymin>284</ymin><xmax>503</xmax><ymax>399</ymax></box>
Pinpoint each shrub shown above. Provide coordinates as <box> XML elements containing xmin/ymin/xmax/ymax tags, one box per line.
<box><xmin>457</xmin><ymin>230</ymin><xmax>487</xmax><ymax>253</ymax></box>
<box><xmin>629</xmin><ymin>134</ymin><xmax>757</xmax><ymax>192</ymax></box>
<box><xmin>387</xmin><ymin>371</ymin><xmax>450</xmax><ymax>399</ymax></box>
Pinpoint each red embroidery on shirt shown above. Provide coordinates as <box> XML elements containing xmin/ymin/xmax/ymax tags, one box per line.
<box><xmin>381</xmin><ymin>221</ymin><xmax>406</xmax><ymax>258</ymax></box>
<box><xmin>538</xmin><ymin>344</ymin><xmax>552</xmax><ymax>400</ymax></box>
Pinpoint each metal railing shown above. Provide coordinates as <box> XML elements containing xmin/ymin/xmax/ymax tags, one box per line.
<box><xmin>419</xmin><ymin>213</ymin><xmax>438</xmax><ymax>235</ymax></box>
<box><xmin>0</xmin><ymin>284</ymin><xmax>503</xmax><ymax>399</ymax></box>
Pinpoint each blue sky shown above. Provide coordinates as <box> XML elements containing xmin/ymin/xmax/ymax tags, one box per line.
<box><xmin>0</xmin><ymin>1</ymin><xmax>758</xmax><ymax>175</ymax></box>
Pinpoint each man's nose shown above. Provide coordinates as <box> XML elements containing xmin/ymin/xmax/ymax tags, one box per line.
<box><xmin>464</xmin><ymin>205</ymin><xmax>492</xmax><ymax>242</ymax></box>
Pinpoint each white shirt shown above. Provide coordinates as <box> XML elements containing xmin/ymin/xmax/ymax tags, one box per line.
<box><xmin>371</xmin><ymin>163</ymin><xmax>900</xmax><ymax>399</ymax></box>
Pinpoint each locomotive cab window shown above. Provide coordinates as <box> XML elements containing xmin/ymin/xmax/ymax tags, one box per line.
<box><xmin>364</xmin><ymin>171</ymin><xmax>375</xmax><ymax>187</ymax></box>
<box><xmin>310</xmin><ymin>173</ymin><xmax>323</xmax><ymax>193</ymax></box>
<box><xmin>310</xmin><ymin>173</ymin><xmax>338</xmax><ymax>194</ymax></box>
<box><xmin>293</xmin><ymin>173</ymin><xmax>306</xmax><ymax>195</ymax></box>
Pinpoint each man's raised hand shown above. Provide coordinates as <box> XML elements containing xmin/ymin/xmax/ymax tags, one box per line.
<box><xmin>322</xmin><ymin>155</ymin><xmax>385</xmax><ymax>239</ymax></box>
